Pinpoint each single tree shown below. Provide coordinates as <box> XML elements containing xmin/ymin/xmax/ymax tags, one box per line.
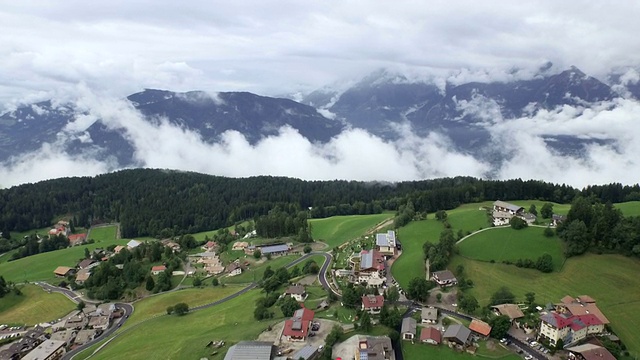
<box><xmin>84</xmin><ymin>247</ymin><xmax>90</xmax><ymax>259</ymax></box>
<box><xmin>77</xmin><ymin>300</ymin><xmax>86</xmax><ymax>311</ymax></box>
<box><xmin>386</xmin><ymin>287</ymin><xmax>400</xmax><ymax>302</ymax></box>
<box><xmin>541</xmin><ymin>203</ymin><xmax>554</xmax><ymax>219</ymax></box>
<box><xmin>525</xmin><ymin>292</ymin><xmax>536</xmax><ymax>306</ymax></box>
<box><xmin>360</xmin><ymin>311</ymin><xmax>372</xmax><ymax>332</ymax></box>
<box><xmin>510</xmin><ymin>216</ymin><xmax>528</xmax><ymax>230</ymax></box>
<box><xmin>253</xmin><ymin>249</ymin><xmax>262</xmax><ymax>259</ymax></box>
<box><xmin>193</xmin><ymin>277</ymin><xmax>202</xmax><ymax>287</ymax></box>
<box><xmin>489</xmin><ymin>315</ymin><xmax>511</xmax><ymax>339</ymax></box>
<box><xmin>279</xmin><ymin>296</ymin><xmax>301</xmax><ymax>317</ymax></box>
<box><xmin>145</xmin><ymin>276</ymin><xmax>155</xmax><ymax>291</ymax></box>
<box><xmin>490</xmin><ymin>286</ymin><xmax>516</xmax><ymax>306</ymax></box>
<box><xmin>543</xmin><ymin>227</ymin><xmax>555</xmax><ymax>237</ymax></box>
<box><xmin>435</xmin><ymin>210</ymin><xmax>448</xmax><ymax>221</ymax></box>
<box><xmin>166</xmin><ymin>305</ymin><xmax>174</xmax><ymax>315</ymax></box>
<box><xmin>303</xmin><ymin>245</ymin><xmax>312</xmax><ymax>254</ymax></box>
<box><xmin>529</xmin><ymin>204</ymin><xmax>538</xmax><ymax>216</ymax></box>
<box><xmin>173</xmin><ymin>302</ymin><xmax>189</xmax><ymax>316</ymax></box>
<box><xmin>211</xmin><ymin>278</ymin><xmax>219</xmax><ymax>286</ymax></box>
<box><xmin>458</xmin><ymin>294</ymin><xmax>479</xmax><ymax>314</ymax></box>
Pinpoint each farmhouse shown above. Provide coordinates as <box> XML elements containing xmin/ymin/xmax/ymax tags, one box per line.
<box><xmin>68</xmin><ymin>233</ymin><xmax>87</xmax><ymax>246</ymax></box>
<box><xmin>469</xmin><ymin>319</ymin><xmax>492</xmax><ymax>338</ymax></box>
<box><xmin>22</xmin><ymin>340</ymin><xmax>66</xmax><ymax>360</ymax></box>
<box><xmin>361</xmin><ymin>294</ymin><xmax>385</xmax><ymax>314</ymax></box>
<box><xmin>284</xmin><ymin>285</ymin><xmax>308</xmax><ymax>302</ymax></box>
<box><xmin>401</xmin><ymin>317</ymin><xmax>417</xmax><ymax>340</ymax></box>
<box><xmin>431</xmin><ymin>269</ymin><xmax>457</xmax><ymax>287</ymax></box>
<box><xmin>421</xmin><ymin>307</ymin><xmax>438</xmax><ymax>323</ymax></box>
<box><xmin>552</xmin><ymin>214</ymin><xmax>567</xmax><ymax>227</ymax></box>
<box><xmin>493</xmin><ymin>200</ymin><xmax>524</xmax><ymax>215</ymax></box>
<box><xmin>232</xmin><ymin>241</ymin><xmax>249</xmax><ymax>251</ymax></box>
<box><xmin>88</xmin><ymin>315</ymin><xmax>110</xmax><ymax>330</ymax></box>
<box><xmin>355</xmin><ymin>336</ymin><xmax>394</xmax><ymax>360</ymax></box>
<box><xmin>420</xmin><ymin>327</ymin><xmax>442</xmax><ymax>345</ymax></box>
<box><xmin>520</xmin><ymin>213</ymin><xmax>537</xmax><ymax>224</ymax></box>
<box><xmin>226</xmin><ymin>262</ymin><xmax>243</xmax><ymax>276</ymax></box>
<box><xmin>65</xmin><ymin>314</ymin><xmax>88</xmax><ymax>330</ymax></box>
<box><xmin>259</xmin><ymin>244</ymin><xmax>290</xmax><ymax>256</ymax></box>
<box><xmin>77</xmin><ymin>259</ymin><xmax>98</xmax><ymax>270</ymax></box>
<box><xmin>201</xmin><ymin>241</ymin><xmax>217</xmax><ymax>251</ymax></box>
<box><xmin>492</xmin><ymin>211</ymin><xmax>513</xmax><ymax>226</ymax></box>
<box><xmin>492</xmin><ymin>304</ymin><xmax>524</xmax><ymax>324</ymax></box>
<box><xmin>113</xmin><ymin>245</ymin><xmax>125</xmax><ymax>254</ymax></box>
<box><xmin>224</xmin><ymin>341</ymin><xmax>274</xmax><ymax>360</ymax></box>
<box><xmin>53</xmin><ymin>266</ymin><xmax>74</xmax><ymax>277</ymax></box>
<box><xmin>539</xmin><ymin>311</ymin><xmax>605</xmax><ymax>347</ymax></box>
<box><xmin>282</xmin><ymin>308</ymin><xmax>315</xmax><ymax>342</ymax></box>
<box><xmin>354</xmin><ymin>249</ymin><xmax>385</xmax><ymax>287</ymax></box>
<box><xmin>75</xmin><ymin>269</ymin><xmax>91</xmax><ymax>284</ymax></box>
<box><xmin>566</xmin><ymin>343</ymin><xmax>616</xmax><ymax>360</ymax></box>
<box><xmin>161</xmin><ymin>239</ymin><xmax>181</xmax><ymax>252</ymax></box>
<box><xmin>443</xmin><ymin>324</ymin><xmax>471</xmax><ymax>346</ymax></box>
<box><xmin>151</xmin><ymin>265</ymin><xmax>167</xmax><ymax>275</ymax></box>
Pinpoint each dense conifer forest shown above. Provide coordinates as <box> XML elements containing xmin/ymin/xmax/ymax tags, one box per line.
<box><xmin>1</xmin><ymin>168</ymin><xmax>639</xmax><ymax>240</ymax></box>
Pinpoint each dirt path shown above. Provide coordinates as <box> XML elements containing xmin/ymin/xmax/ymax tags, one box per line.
<box><xmin>366</xmin><ymin>217</ymin><xmax>394</xmax><ymax>235</ymax></box>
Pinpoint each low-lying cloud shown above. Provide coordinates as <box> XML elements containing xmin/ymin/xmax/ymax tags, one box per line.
<box><xmin>1</xmin><ymin>93</ymin><xmax>640</xmax><ymax>189</ymax></box>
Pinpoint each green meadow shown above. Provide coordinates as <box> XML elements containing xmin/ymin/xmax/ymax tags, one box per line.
<box><xmin>403</xmin><ymin>341</ymin><xmax>520</xmax><ymax>360</ymax></box>
<box><xmin>310</xmin><ymin>213</ymin><xmax>394</xmax><ymax>248</ymax></box>
<box><xmin>458</xmin><ymin>226</ymin><xmax>565</xmax><ymax>270</ymax></box>
<box><xmin>0</xmin><ymin>284</ymin><xmax>75</xmax><ymax>325</ymax></box>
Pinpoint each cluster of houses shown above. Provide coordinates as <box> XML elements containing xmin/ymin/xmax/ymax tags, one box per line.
<box><xmin>190</xmin><ymin>249</ymin><xmax>225</xmax><ymax>276</ymax></box>
<box><xmin>231</xmin><ymin>241</ymin><xmax>293</xmax><ymax>257</ymax></box>
<box><xmin>335</xmin><ymin>230</ymin><xmax>400</xmax><ymax>288</ymax></box>
<box><xmin>0</xmin><ymin>304</ymin><xmax>122</xmax><ymax>359</ymax></box>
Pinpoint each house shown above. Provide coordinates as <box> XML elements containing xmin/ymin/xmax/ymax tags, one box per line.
<box><xmin>259</xmin><ymin>244</ymin><xmax>290</xmax><ymax>256</ymax></box>
<box><xmin>317</xmin><ymin>300</ymin><xmax>329</xmax><ymax>310</ymax></box>
<box><xmin>431</xmin><ymin>270</ymin><xmax>457</xmax><ymax>287</ymax></box>
<box><xmin>227</xmin><ymin>262</ymin><xmax>243</xmax><ymax>276</ymax></box>
<box><xmin>113</xmin><ymin>245</ymin><xmax>125</xmax><ymax>254</ymax></box>
<box><xmin>469</xmin><ymin>319</ymin><xmax>492</xmax><ymax>338</ymax></box>
<box><xmin>401</xmin><ymin>317</ymin><xmax>417</xmax><ymax>340</ymax></box>
<box><xmin>88</xmin><ymin>315</ymin><xmax>110</xmax><ymax>330</ymax></box>
<box><xmin>552</xmin><ymin>214</ymin><xmax>567</xmax><ymax>227</ymax></box>
<box><xmin>291</xmin><ymin>345</ymin><xmax>319</xmax><ymax>360</ymax></box>
<box><xmin>161</xmin><ymin>239</ymin><xmax>181</xmax><ymax>252</ymax></box>
<box><xmin>567</xmin><ymin>343</ymin><xmax>616</xmax><ymax>360</ymax></box>
<box><xmin>151</xmin><ymin>265</ymin><xmax>167</xmax><ymax>275</ymax></box>
<box><xmin>68</xmin><ymin>233</ymin><xmax>87</xmax><ymax>246</ymax></box>
<box><xmin>492</xmin><ymin>304</ymin><xmax>525</xmax><ymax>323</ymax></box>
<box><xmin>492</xmin><ymin>211</ymin><xmax>513</xmax><ymax>226</ymax></box>
<box><xmin>50</xmin><ymin>330</ymin><xmax>77</xmax><ymax>347</ymax></box>
<box><xmin>493</xmin><ymin>201</ymin><xmax>524</xmax><ymax>215</ymax></box>
<box><xmin>127</xmin><ymin>239</ymin><xmax>141</xmax><ymax>249</ymax></box>
<box><xmin>335</xmin><ymin>269</ymin><xmax>353</xmax><ymax>278</ymax></box>
<box><xmin>64</xmin><ymin>314</ymin><xmax>88</xmax><ymax>330</ymax></box>
<box><xmin>355</xmin><ymin>249</ymin><xmax>385</xmax><ymax>287</ymax></box>
<box><xmin>443</xmin><ymin>324</ymin><xmax>471</xmax><ymax>346</ymax></box>
<box><xmin>49</xmin><ymin>224</ymin><xmax>70</xmax><ymax>238</ymax></box>
<box><xmin>75</xmin><ymin>269</ymin><xmax>91</xmax><ymax>284</ymax></box>
<box><xmin>282</xmin><ymin>308</ymin><xmax>315</xmax><ymax>342</ymax></box>
<box><xmin>201</xmin><ymin>241</ymin><xmax>217</xmax><ymax>251</ymax></box>
<box><xmin>556</xmin><ymin>295</ymin><xmax>609</xmax><ymax>324</ymax></box>
<box><xmin>53</xmin><ymin>266</ymin><xmax>74</xmax><ymax>277</ymax></box>
<box><xmin>284</xmin><ymin>285</ymin><xmax>308</xmax><ymax>302</ymax></box>
<box><xmin>361</xmin><ymin>294</ymin><xmax>385</xmax><ymax>314</ymax></box>
<box><xmin>421</xmin><ymin>307</ymin><xmax>438</xmax><ymax>324</ymax></box>
<box><xmin>22</xmin><ymin>340</ymin><xmax>66</xmax><ymax>360</ymax></box>
<box><xmin>539</xmin><ymin>312</ymin><xmax>604</xmax><ymax>347</ymax></box>
<box><xmin>77</xmin><ymin>259</ymin><xmax>98</xmax><ymax>270</ymax></box>
<box><xmin>520</xmin><ymin>213</ymin><xmax>537</xmax><ymax>224</ymax></box>
<box><xmin>420</xmin><ymin>327</ymin><xmax>442</xmax><ymax>345</ymax></box>
<box><xmin>355</xmin><ymin>336</ymin><xmax>394</xmax><ymax>360</ymax></box>
<box><xmin>73</xmin><ymin>329</ymin><xmax>96</xmax><ymax>346</ymax></box>
<box><xmin>375</xmin><ymin>232</ymin><xmax>395</xmax><ymax>257</ymax></box>
<box><xmin>223</xmin><ymin>341</ymin><xmax>274</xmax><ymax>360</ymax></box>
<box><xmin>231</xmin><ymin>241</ymin><xmax>249</xmax><ymax>251</ymax></box>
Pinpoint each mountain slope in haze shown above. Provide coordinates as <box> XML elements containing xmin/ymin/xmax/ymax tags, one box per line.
<box><xmin>0</xmin><ymin>90</ymin><xmax>346</xmax><ymax>166</ymax></box>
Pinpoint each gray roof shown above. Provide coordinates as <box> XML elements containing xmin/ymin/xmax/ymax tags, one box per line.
<box><xmin>401</xmin><ymin>317</ymin><xmax>417</xmax><ymax>335</ymax></box>
<box><xmin>387</xmin><ymin>230</ymin><xmax>395</xmax><ymax>242</ymax></box>
<box><xmin>224</xmin><ymin>341</ymin><xmax>273</xmax><ymax>360</ymax></box>
<box><xmin>432</xmin><ymin>270</ymin><xmax>456</xmax><ymax>282</ymax></box>
<box><xmin>360</xmin><ymin>251</ymin><xmax>374</xmax><ymax>269</ymax></box>
<box><xmin>376</xmin><ymin>233</ymin><xmax>389</xmax><ymax>247</ymax></box>
<box><xmin>292</xmin><ymin>345</ymin><xmax>317</xmax><ymax>360</ymax></box>
<box><xmin>421</xmin><ymin>307</ymin><xmax>438</xmax><ymax>321</ymax></box>
<box><xmin>521</xmin><ymin>213</ymin><xmax>536</xmax><ymax>220</ymax></box>
<box><xmin>260</xmin><ymin>244</ymin><xmax>289</xmax><ymax>254</ymax></box>
<box><xmin>22</xmin><ymin>340</ymin><xmax>66</xmax><ymax>360</ymax></box>
<box><xmin>443</xmin><ymin>324</ymin><xmax>471</xmax><ymax>344</ymax></box>
<box><xmin>493</xmin><ymin>200</ymin><xmax>523</xmax><ymax>212</ymax></box>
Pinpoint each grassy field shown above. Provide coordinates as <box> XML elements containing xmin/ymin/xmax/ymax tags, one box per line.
<box><xmin>309</xmin><ymin>213</ymin><xmax>394</xmax><ymax>248</ymax></box>
<box><xmin>85</xmin><ymin>289</ymin><xmax>281</xmax><ymax>360</ymax></box>
<box><xmin>391</xmin><ymin>216</ymin><xmax>444</xmax><ymax>289</ymax></box>
<box><xmin>615</xmin><ymin>201</ymin><xmax>640</xmax><ymax>217</ymax></box>
<box><xmin>125</xmin><ymin>286</ymin><xmax>244</xmax><ymax>327</ymax></box>
<box><xmin>0</xmin><ymin>226</ymin><xmax>125</xmax><ymax>283</ymax></box>
<box><xmin>402</xmin><ymin>342</ymin><xmax>520</xmax><ymax>360</ymax></box>
<box><xmin>88</xmin><ymin>225</ymin><xmax>118</xmax><ymax>242</ymax></box>
<box><xmin>458</xmin><ymin>227</ymin><xmax>565</xmax><ymax>270</ymax></box>
<box><xmin>451</xmin><ymin>253</ymin><xmax>640</xmax><ymax>355</ymax></box>
<box><xmin>446</xmin><ymin>203</ymin><xmax>492</xmax><ymax>234</ymax></box>
<box><xmin>0</xmin><ymin>284</ymin><xmax>75</xmax><ymax>325</ymax></box>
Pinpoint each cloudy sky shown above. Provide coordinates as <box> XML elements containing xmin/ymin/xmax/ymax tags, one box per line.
<box><xmin>1</xmin><ymin>1</ymin><xmax>640</xmax><ymax>188</ymax></box>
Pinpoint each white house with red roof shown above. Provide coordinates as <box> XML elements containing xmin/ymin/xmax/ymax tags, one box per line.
<box><xmin>151</xmin><ymin>265</ymin><xmax>167</xmax><ymax>275</ymax></box>
<box><xmin>361</xmin><ymin>294</ymin><xmax>385</xmax><ymax>315</ymax></box>
<box><xmin>539</xmin><ymin>312</ymin><xmax>605</xmax><ymax>347</ymax></box>
<box><xmin>282</xmin><ymin>307</ymin><xmax>315</xmax><ymax>342</ymax></box>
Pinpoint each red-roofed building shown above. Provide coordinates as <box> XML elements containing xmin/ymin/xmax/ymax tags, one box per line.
<box><xmin>420</xmin><ymin>327</ymin><xmax>442</xmax><ymax>345</ymax></box>
<box><xmin>282</xmin><ymin>308</ymin><xmax>315</xmax><ymax>342</ymax></box>
<box><xmin>361</xmin><ymin>295</ymin><xmax>385</xmax><ymax>314</ymax></box>
<box><xmin>201</xmin><ymin>241</ymin><xmax>217</xmax><ymax>251</ymax></box>
<box><xmin>151</xmin><ymin>265</ymin><xmax>167</xmax><ymax>275</ymax></box>
<box><xmin>469</xmin><ymin>319</ymin><xmax>492</xmax><ymax>338</ymax></box>
<box><xmin>539</xmin><ymin>310</ymin><xmax>605</xmax><ymax>347</ymax></box>
<box><xmin>68</xmin><ymin>233</ymin><xmax>87</xmax><ymax>246</ymax></box>
<box><xmin>353</xmin><ymin>250</ymin><xmax>386</xmax><ymax>287</ymax></box>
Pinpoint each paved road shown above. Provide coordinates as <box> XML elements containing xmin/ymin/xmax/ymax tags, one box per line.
<box><xmin>63</xmin><ymin>303</ymin><xmax>133</xmax><ymax>360</ymax></box>
<box><xmin>310</xmin><ymin>252</ymin><xmax>339</xmax><ymax>296</ymax></box>
<box><xmin>35</xmin><ymin>282</ymin><xmax>100</xmax><ymax>304</ymax></box>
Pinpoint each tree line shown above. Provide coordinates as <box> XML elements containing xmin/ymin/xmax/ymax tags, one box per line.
<box><xmin>1</xmin><ymin>168</ymin><xmax>639</xmax><ymax>239</ymax></box>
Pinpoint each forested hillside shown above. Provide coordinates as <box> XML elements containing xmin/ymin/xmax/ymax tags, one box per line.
<box><xmin>1</xmin><ymin>168</ymin><xmax>639</xmax><ymax>238</ymax></box>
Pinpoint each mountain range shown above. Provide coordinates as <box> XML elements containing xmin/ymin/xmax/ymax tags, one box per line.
<box><xmin>0</xmin><ymin>65</ymin><xmax>637</xmax><ymax>170</ymax></box>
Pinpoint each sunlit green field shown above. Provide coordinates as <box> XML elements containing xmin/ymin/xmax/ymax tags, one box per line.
<box><xmin>310</xmin><ymin>213</ymin><xmax>394</xmax><ymax>248</ymax></box>
<box><xmin>0</xmin><ymin>284</ymin><xmax>75</xmax><ymax>325</ymax></box>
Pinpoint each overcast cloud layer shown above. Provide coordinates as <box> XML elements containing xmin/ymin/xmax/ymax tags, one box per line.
<box><xmin>1</xmin><ymin>2</ymin><xmax>640</xmax><ymax>188</ymax></box>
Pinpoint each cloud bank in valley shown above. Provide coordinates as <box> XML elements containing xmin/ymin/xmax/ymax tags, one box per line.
<box><xmin>1</xmin><ymin>92</ymin><xmax>639</xmax><ymax>189</ymax></box>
